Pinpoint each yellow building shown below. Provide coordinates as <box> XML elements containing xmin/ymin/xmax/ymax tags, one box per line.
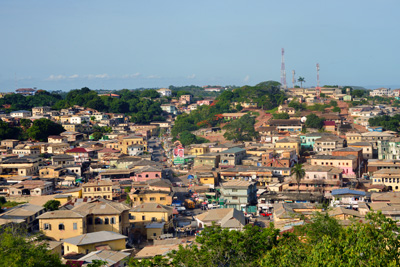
<box><xmin>346</xmin><ymin>132</ymin><xmax>362</xmax><ymax>144</ymax></box>
<box><xmin>190</xmin><ymin>145</ymin><xmax>209</xmax><ymax>156</ymax></box>
<box><xmin>63</xmin><ymin>231</ymin><xmax>127</xmax><ymax>254</ymax></box>
<box><xmin>82</xmin><ymin>180</ymin><xmax>113</xmax><ymax>200</ymax></box>
<box><xmin>130</xmin><ymin>190</ymin><xmax>174</xmax><ymax>206</ymax></box>
<box><xmin>129</xmin><ymin>203</ymin><xmax>174</xmax><ymax>239</ymax></box>
<box><xmin>197</xmin><ymin>172</ymin><xmax>217</xmax><ymax>186</ymax></box>
<box><xmin>275</xmin><ymin>137</ymin><xmax>301</xmax><ymax>155</ymax></box>
<box><xmin>120</xmin><ymin>135</ymin><xmax>148</xmax><ymax>154</ymax></box>
<box><xmin>71</xmin><ymin>198</ymin><xmax>131</xmax><ymax>235</ymax></box>
<box><xmin>39</xmin><ymin>166</ymin><xmax>64</xmax><ymax>178</ymax></box>
<box><xmin>37</xmin><ymin>210</ymin><xmax>87</xmax><ymax>241</ymax></box>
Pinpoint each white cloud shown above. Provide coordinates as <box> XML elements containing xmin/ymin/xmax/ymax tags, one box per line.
<box><xmin>244</xmin><ymin>75</ymin><xmax>250</xmax><ymax>82</ymax></box>
<box><xmin>46</xmin><ymin>74</ymin><xmax>66</xmax><ymax>81</ymax></box>
<box><xmin>85</xmin><ymin>73</ymin><xmax>109</xmax><ymax>79</ymax></box>
<box><xmin>68</xmin><ymin>74</ymin><xmax>79</xmax><ymax>79</ymax></box>
<box><xmin>146</xmin><ymin>75</ymin><xmax>161</xmax><ymax>79</ymax></box>
<box><xmin>122</xmin><ymin>72</ymin><xmax>140</xmax><ymax>79</ymax></box>
<box><xmin>187</xmin><ymin>74</ymin><xmax>196</xmax><ymax>79</ymax></box>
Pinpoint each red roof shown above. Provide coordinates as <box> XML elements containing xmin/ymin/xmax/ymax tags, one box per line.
<box><xmin>324</xmin><ymin>121</ymin><xmax>336</xmax><ymax>126</ymax></box>
<box><xmin>65</xmin><ymin>147</ymin><xmax>88</xmax><ymax>153</ymax></box>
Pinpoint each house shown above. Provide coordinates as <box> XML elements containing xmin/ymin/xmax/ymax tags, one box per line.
<box><xmin>32</xmin><ymin>106</ymin><xmax>51</xmax><ymax>116</ymax></box>
<box><xmin>63</xmin><ymin>231</ymin><xmax>127</xmax><ymax>254</ymax></box>
<box><xmin>266</xmin><ymin>119</ymin><xmax>302</xmax><ymax>133</ymax></box>
<box><xmin>0</xmin><ymin>203</ymin><xmax>45</xmax><ymax>232</ymax></box>
<box><xmin>8</xmin><ymin>180</ymin><xmax>53</xmax><ymax>196</ymax></box>
<box><xmin>193</xmin><ymin>153</ymin><xmax>221</xmax><ymax>168</ymax></box>
<box><xmin>129</xmin><ymin>203</ymin><xmax>174</xmax><ymax>240</ymax></box>
<box><xmin>328</xmin><ymin>206</ymin><xmax>363</xmax><ymax>221</ymax></box>
<box><xmin>41</xmin><ymin>143</ymin><xmax>70</xmax><ymax>154</ymax></box>
<box><xmin>129</xmin><ymin>190</ymin><xmax>174</xmax><ymax>206</ymax></box>
<box><xmin>160</xmin><ymin>104</ymin><xmax>177</xmax><ymax>115</ymax></box>
<box><xmin>12</xmin><ymin>144</ymin><xmax>40</xmax><ymax>156</ymax></box>
<box><xmin>10</xmin><ymin>110</ymin><xmax>32</xmax><ymax>118</ymax></box>
<box><xmin>323</xmin><ymin>121</ymin><xmax>336</xmax><ymax>132</ymax></box>
<box><xmin>179</xmin><ymin>94</ymin><xmax>192</xmax><ymax>104</ymax></box>
<box><xmin>273</xmin><ymin>203</ymin><xmax>322</xmax><ymax>229</ymax></box>
<box><xmin>65</xmin><ymin>147</ymin><xmax>94</xmax><ymax>163</ymax></box>
<box><xmin>196</xmin><ymin>172</ymin><xmax>218</xmax><ymax>186</ymax></box>
<box><xmin>313</xmin><ymin>136</ymin><xmax>345</xmax><ymax>155</ymax></box>
<box><xmin>220</xmin><ymin>180</ymin><xmax>257</xmax><ymax>211</ymax></box>
<box><xmin>16</xmin><ymin>88</ymin><xmax>35</xmax><ymax>96</ymax></box>
<box><xmin>378</xmin><ymin>138</ymin><xmax>400</xmax><ymax>160</ymax></box>
<box><xmin>277</xmin><ymin>105</ymin><xmax>295</xmax><ymax>115</ymax></box>
<box><xmin>371</xmin><ymin>169</ymin><xmax>400</xmax><ymax>191</ymax></box>
<box><xmin>133</xmin><ymin>166</ymin><xmax>162</xmax><ymax>182</ymax></box>
<box><xmin>70</xmin><ymin>198</ymin><xmax>130</xmax><ymax>236</ymax></box>
<box><xmin>348</xmin><ymin>142</ymin><xmax>374</xmax><ymax>159</ymax></box>
<box><xmin>310</xmin><ymin>155</ymin><xmax>358</xmax><ymax>177</ymax></box>
<box><xmin>275</xmin><ymin>137</ymin><xmax>301</xmax><ymax>155</ymax></box>
<box><xmin>76</xmin><ymin>250</ymin><xmax>130</xmax><ymax>267</ymax></box>
<box><xmin>368</xmin><ymin>159</ymin><xmax>400</xmax><ymax>173</ymax></box>
<box><xmin>1</xmin><ymin>139</ymin><xmax>19</xmax><ymax>149</ymax></box>
<box><xmin>219</xmin><ymin>147</ymin><xmax>246</xmax><ymax>169</ymax></box>
<box><xmin>157</xmin><ymin>88</ymin><xmax>172</xmax><ymax>97</ymax></box>
<box><xmin>120</xmin><ymin>135</ymin><xmax>147</xmax><ymax>154</ymax></box>
<box><xmin>127</xmin><ymin>145</ymin><xmax>144</xmax><ymax>156</ymax></box>
<box><xmin>346</xmin><ymin>132</ymin><xmax>362</xmax><ymax>144</ymax></box>
<box><xmin>194</xmin><ymin>208</ymin><xmax>246</xmax><ymax>230</ymax></box>
<box><xmin>330</xmin><ymin>188</ymin><xmax>366</xmax><ymax>208</ymax></box>
<box><xmin>48</xmin><ymin>135</ymin><xmax>68</xmax><ymax>144</ymax></box>
<box><xmin>82</xmin><ymin>180</ymin><xmax>114</xmax><ymax>200</ymax></box>
<box><xmin>38</xmin><ymin>210</ymin><xmax>87</xmax><ymax>241</ymax></box>
<box><xmin>221</xmin><ymin>113</ymin><xmax>247</xmax><ymax>120</ymax></box>
<box><xmin>52</xmin><ymin>154</ymin><xmax>75</xmax><ymax>167</ymax></box>
<box><xmin>189</xmin><ymin>145</ymin><xmax>209</xmax><ymax>156</ymax></box>
<box><xmin>0</xmin><ymin>156</ymin><xmax>41</xmax><ymax>176</ymax></box>
<box><xmin>300</xmin><ymin>132</ymin><xmax>341</xmax><ymax>150</ymax></box>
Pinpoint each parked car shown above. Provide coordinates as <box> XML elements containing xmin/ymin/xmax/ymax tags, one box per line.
<box><xmin>260</xmin><ymin>212</ymin><xmax>272</xmax><ymax>217</ymax></box>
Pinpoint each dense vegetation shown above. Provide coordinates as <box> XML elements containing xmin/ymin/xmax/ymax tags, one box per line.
<box><xmin>223</xmin><ymin>114</ymin><xmax>258</xmax><ymax>142</ymax></box>
<box><xmin>369</xmin><ymin>115</ymin><xmax>400</xmax><ymax>132</ymax></box>
<box><xmin>128</xmin><ymin>212</ymin><xmax>400</xmax><ymax>267</ymax></box>
<box><xmin>172</xmin><ymin>81</ymin><xmax>285</xmax><ymax>139</ymax></box>
<box><xmin>0</xmin><ymin>118</ymin><xmax>64</xmax><ymax>141</ymax></box>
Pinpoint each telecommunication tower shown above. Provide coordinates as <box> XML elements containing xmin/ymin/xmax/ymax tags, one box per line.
<box><xmin>292</xmin><ymin>70</ymin><xmax>296</xmax><ymax>88</ymax></box>
<box><xmin>280</xmin><ymin>48</ymin><xmax>287</xmax><ymax>89</ymax></box>
<box><xmin>316</xmin><ymin>63</ymin><xmax>321</xmax><ymax>99</ymax></box>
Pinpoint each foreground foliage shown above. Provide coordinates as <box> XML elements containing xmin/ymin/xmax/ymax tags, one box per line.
<box><xmin>128</xmin><ymin>212</ymin><xmax>400</xmax><ymax>267</ymax></box>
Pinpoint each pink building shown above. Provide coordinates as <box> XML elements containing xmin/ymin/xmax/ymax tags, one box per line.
<box><xmin>133</xmin><ymin>166</ymin><xmax>162</xmax><ymax>182</ymax></box>
<box><xmin>197</xmin><ymin>99</ymin><xmax>213</xmax><ymax>106</ymax></box>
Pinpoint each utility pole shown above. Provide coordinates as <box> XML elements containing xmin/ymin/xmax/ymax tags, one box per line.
<box><xmin>280</xmin><ymin>48</ymin><xmax>287</xmax><ymax>90</ymax></box>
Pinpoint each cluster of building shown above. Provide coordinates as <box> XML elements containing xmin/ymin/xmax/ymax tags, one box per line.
<box><xmin>3</xmin><ymin>86</ymin><xmax>400</xmax><ymax>264</ymax></box>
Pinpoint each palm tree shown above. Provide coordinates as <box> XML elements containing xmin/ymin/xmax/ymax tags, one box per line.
<box><xmin>291</xmin><ymin>163</ymin><xmax>305</xmax><ymax>193</ymax></box>
<box><xmin>298</xmin><ymin>77</ymin><xmax>305</xmax><ymax>88</ymax></box>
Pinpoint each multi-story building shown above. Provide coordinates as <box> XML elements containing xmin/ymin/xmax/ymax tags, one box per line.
<box><xmin>82</xmin><ymin>180</ymin><xmax>113</xmax><ymax>200</ymax></box>
<box><xmin>120</xmin><ymin>135</ymin><xmax>147</xmax><ymax>154</ymax></box>
<box><xmin>378</xmin><ymin>138</ymin><xmax>400</xmax><ymax>160</ymax></box>
<box><xmin>310</xmin><ymin>155</ymin><xmax>358</xmax><ymax>176</ymax></box>
<box><xmin>156</xmin><ymin>88</ymin><xmax>172</xmax><ymax>97</ymax></box>
<box><xmin>219</xmin><ymin>147</ymin><xmax>246</xmax><ymax>169</ymax></box>
<box><xmin>275</xmin><ymin>137</ymin><xmax>301</xmax><ymax>154</ymax></box>
<box><xmin>10</xmin><ymin>110</ymin><xmax>31</xmax><ymax>118</ymax></box>
<box><xmin>220</xmin><ymin>180</ymin><xmax>257</xmax><ymax>211</ymax></box>
<box><xmin>348</xmin><ymin>142</ymin><xmax>374</xmax><ymax>159</ymax></box>
<box><xmin>371</xmin><ymin>169</ymin><xmax>400</xmax><ymax>191</ymax></box>
<box><xmin>300</xmin><ymin>133</ymin><xmax>340</xmax><ymax>150</ymax></box>
<box><xmin>160</xmin><ymin>104</ymin><xmax>177</xmax><ymax>115</ymax></box>
<box><xmin>314</xmin><ymin>136</ymin><xmax>345</xmax><ymax>155</ymax></box>
<box><xmin>266</xmin><ymin>119</ymin><xmax>302</xmax><ymax>133</ymax></box>
<box><xmin>32</xmin><ymin>106</ymin><xmax>51</xmax><ymax>116</ymax></box>
<box><xmin>0</xmin><ymin>203</ymin><xmax>45</xmax><ymax>232</ymax></box>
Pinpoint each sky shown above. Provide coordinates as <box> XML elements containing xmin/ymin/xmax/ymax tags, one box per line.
<box><xmin>0</xmin><ymin>0</ymin><xmax>399</xmax><ymax>91</ymax></box>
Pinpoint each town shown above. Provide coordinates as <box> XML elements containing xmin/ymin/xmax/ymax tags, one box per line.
<box><xmin>0</xmin><ymin>83</ymin><xmax>400</xmax><ymax>265</ymax></box>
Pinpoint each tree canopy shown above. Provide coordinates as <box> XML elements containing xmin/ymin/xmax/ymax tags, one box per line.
<box><xmin>223</xmin><ymin>114</ymin><xmax>258</xmax><ymax>142</ymax></box>
<box><xmin>305</xmin><ymin>114</ymin><xmax>325</xmax><ymax>129</ymax></box>
<box><xmin>26</xmin><ymin>118</ymin><xmax>65</xmax><ymax>142</ymax></box>
<box><xmin>43</xmin><ymin>200</ymin><xmax>61</xmax><ymax>211</ymax></box>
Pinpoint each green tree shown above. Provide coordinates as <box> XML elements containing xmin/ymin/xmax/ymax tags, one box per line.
<box><xmin>87</xmin><ymin>260</ymin><xmax>109</xmax><ymax>267</ymax></box>
<box><xmin>351</xmin><ymin>89</ymin><xmax>366</xmax><ymax>98</ymax></box>
<box><xmin>20</xmin><ymin>118</ymin><xmax>32</xmax><ymax>128</ymax></box>
<box><xmin>223</xmin><ymin>114</ymin><xmax>258</xmax><ymax>142</ymax></box>
<box><xmin>92</xmin><ymin>132</ymin><xmax>103</xmax><ymax>141</ymax></box>
<box><xmin>297</xmin><ymin>77</ymin><xmax>305</xmax><ymax>88</ymax></box>
<box><xmin>0</xmin><ymin>121</ymin><xmax>22</xmax><ymax>140</ymax></box>
<box><xmin>43</xmin><ymin>200</ymin><xmax>61</xmax><ymax>211</ymax></box>
<box><xmin>332</xmin><ymin>106</ymin><xmax>341</xmax><ymax>112</ymax></box>
<box><xmin>291</xmin><ymin>163</ymin><xmax>305</xmax><ymax>193</ymax></box>
<box><xmin>329</xmin><ymin>100</ymin><xmax>338</xmax><ymax>107</ymax></box>
<box><xmin>305</xmin><ymin>114</ymin><xmax>324</xmax><ymax>129</ymax></box>
<box><xmin>0</xmin><ymin>227</ymin><xmax>64</xmax><ymax>267</ymax></box>
<box><xmin>272</xmin><ymin>113</ymin><xmax>290</xmax><ymax>119</ymax></box>
<box><xmin>27</xmin><ymin>119</ymin><xmax>65</xmax><ymax>142</ymax></box>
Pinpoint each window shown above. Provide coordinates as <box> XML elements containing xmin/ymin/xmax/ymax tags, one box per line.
<box><xmin>110</xmin><ymin>217</ymin><xmax>116</xmax><ymax>224</ymax></box>
<box><xmin>59</xmin><ymin>223</ymin><xmax>65</xmax><ymax>230</ymax></box>
<box><xmin>142</xmin><ymin>216</ymin><xmax>146</xmax><ymax>220</ymax></box>
<box><xmin>160</xmin><ymin>197</ymin><xmax>165</xmax><ymax>201</ymax></box>
<box><xmin>104</xmin><ymin>218</ymin><xmax>109</xmax><ymax>224</ymax></box>
<box><xmin>95</xmin><ymin>217</ymin><xmax>102</xmax><ymax>225</ymax></box>
<box><xmin>150</xmin><ymin>197</ymin><xmax>156</xmax><ymax>201</ymax></box>
<box><xmin>88</xmin><ymin>217</ymin><xmax>93</xmax><ymax>225</ymax></box>
<box><xmin>129</xmin><ymin>214</ymin><xmax>136</xmax><ymax>220</ymax></box>
<box><xmin>73</xmin><ymin>223</ymin><xmax>77</xmax><ymax>230</ymax></box>
<box><xmin>232</xmin><ymin>196</ymin><xmax>238</xmax><ymax>200</ymax></box>
<box><xmin>232</xmin><ymin>189</ymin><xmax>238</xmax><ymax>192</ymax></box>
<box><xmin>44</xmin><ymin>223</ymin><xmax>51</xmax><ymax>230</ymax></box>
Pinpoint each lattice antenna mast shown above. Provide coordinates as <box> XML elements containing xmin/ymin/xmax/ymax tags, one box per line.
<box><xmin>316</xmin><ymin>63</ymin><xmax>321</xmax><ymax>99</ymax></box>
<box><xmin>280</xmin><ymin>48</ymin><xmax>287</xmax><ymax>89</ymax></box>
<box><xmin>292</xmin><ymin>70</ymin><xmax>296</xmax><ymax>88</ymax></box>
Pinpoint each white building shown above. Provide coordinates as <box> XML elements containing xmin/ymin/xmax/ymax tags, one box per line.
<box><xmin>157</xmin><ymin>88</ymin><xmax>172</xmax><ymax>97</ymax></box>
<box><xmin>10</xmin><ymin>110</ymin><xmax>31</xmax><ymax>118</ymax></box>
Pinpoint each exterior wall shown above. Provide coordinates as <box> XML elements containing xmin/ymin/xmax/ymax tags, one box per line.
<box><xmin>39</xmin><ymin>218</ymin><xmax>86</xmax><ymax>241</ymax></box>
<box><xmin>63</xmin><ymin>239</ymin><xmax>126</xmax><ymax>254</ymax></box>
<box><xmin>134</xmin><ymin>171</ymin><xmax>161</xmax><ymax>182</ymax></box>
<box><xmin>311</xmin><ymin>158</ymin><xmax>356</xmax><ymax>175</ymax></box>
<box><xmin>275</xmin><ymin>142</ymin><xmax>300</xmax><ymax>155</ymax></box>
<box><xmin>130</xmin><ymin>193</ymin><xmax>172</xmax><ymax>206</ymax></box>
<box><xmin>121</xmin><ymin>137</ymin><xmax>148</xmax><ymax>154</ymax></box>
<box><xmin>82</xmin><ymin>185</ymin><xmax>113</xmax><ymax>199</ymax></box>
<box><xmin>86</xmin><ymin>211</ymin><xmax>130</xmax><ymax>235</ymax></box>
